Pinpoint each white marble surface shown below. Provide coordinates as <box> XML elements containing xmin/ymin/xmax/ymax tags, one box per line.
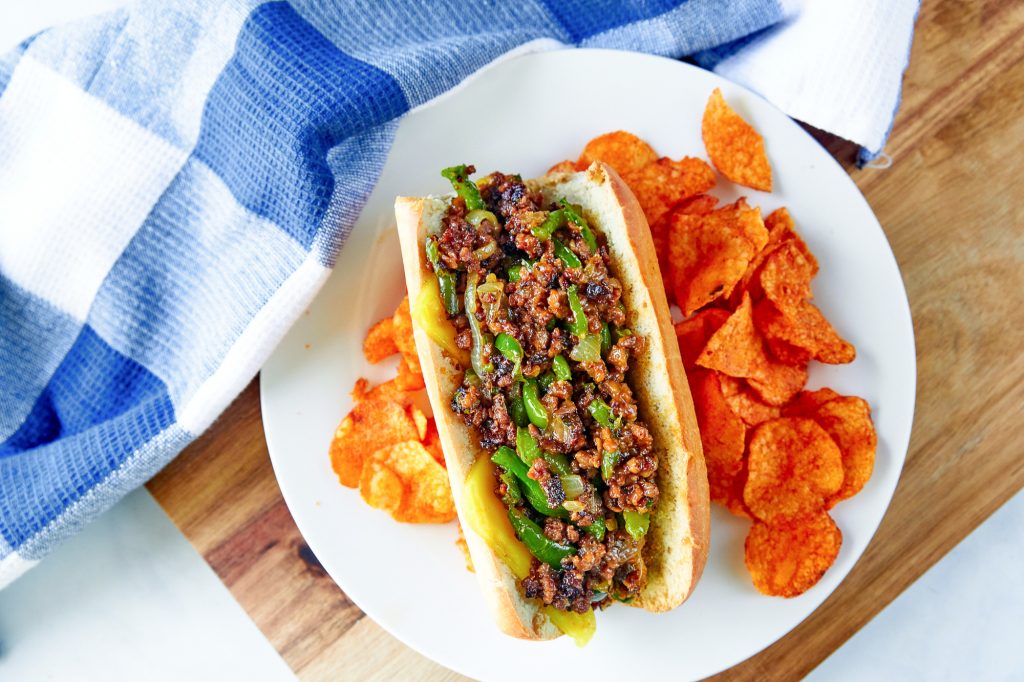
<box><xmin>0</xmin><ymin>489</ymin><xmax>295</xmax><ymax>682</ymax></box>
<box><xmin>810</xmin><ymin>490</ymin><xmax>1024</xmax><ymax>681</ymax></box>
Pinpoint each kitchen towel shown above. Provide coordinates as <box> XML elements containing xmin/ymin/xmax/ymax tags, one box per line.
<box><xmin>0</xmin><ymin>0</ymin><xmax>916</xmax><ymax>587</ymax></box>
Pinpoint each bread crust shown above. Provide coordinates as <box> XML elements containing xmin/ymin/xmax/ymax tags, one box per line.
<box><xmin>394</xmin><ymin>162</ymin><xmax>709</xmax><ymax>639</ymax></box>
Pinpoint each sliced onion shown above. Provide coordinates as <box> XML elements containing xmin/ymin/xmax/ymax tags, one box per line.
<box><xmin>562</xmin><ymin>500</ymin><xmax>585</xmax><ymax>513</ymax></box>
<box><xmin>560</xmin><ymin>474</ymin><xmax>586</xmax><ymax>500</ymax></box>
<box><xmin>466</xmin><ymin>209</ymin><xmax>498</xmax><ymax>228</ymax></box>
<box><xmin>569</xmin><ymin>334</ymin><xmax>601</xmax><ymax>362</ymax></box>
<box><xmin>472</xmin><ymin>240</ymin><xmax>498</xmax><ymax>260</ymax></box>
<box><xmin>548</xmin><ymin>413</ymin><xmax>569</xmax><ymax>445</ymax></box>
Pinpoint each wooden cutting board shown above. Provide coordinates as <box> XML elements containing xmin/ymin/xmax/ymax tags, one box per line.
<box><xmin>147</xmin><ymin>3</ymin><xmax>1024</xmax><ymax>679</ymax></box>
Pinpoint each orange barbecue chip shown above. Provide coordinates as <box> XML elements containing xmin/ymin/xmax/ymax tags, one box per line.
<box><xmin>409</xmin><ymin>404</ymin><xmax>428</xmax><ymax>441</ymax></box>
<box><xmin>784</xmin><ymin>395</ymin><xmax>876</xmax><ymax>507</ymax></box>
<box><xmin>395</xmin><ymin>355</ymin><xmax>426</xmax><ymax>391</ymax></box>
<box><xmin>697</xmin><ymin>293</ymin><xmax>807</xmax><ymax>405</ymax></box>
<box><xmin>359</xmin><ymin>440</ymin><xmax>456</xmax><ymax>523</ymax></box>
<box><xmin>718</xmin><ymin>374</ymin><xmax>780</xmax><ymax>427</ymax></box>
<box><xmin>764</xmin><ymin>208</ymin><xmax>817</xmax><ymax>276</ymax></box>
<box><xmin>626</xmin><ymin>156</ymin><xmax>716</xmax><ymax>227</ymax></box>
<box><xmin>651</xmin><ymin>194</ymin><xmax>719</xmax><ymax>302</ymax></box>
<box><xmin>745</xmin><ymin>512</ymin><xmax>842</xmax><ymax>597</ymax></box>
<box><xmin>743</xmin><ymin>418</ymin><xmax>844</xmax><ymax>523</ymax></box>
<box><xmin>760</xmin><ymin>241</ymin><xmax>814</xmax><ymax>310</ymax></box>
<box><xmin>782</xmin><ymin>387</ymin><xmax>842</xmax><ymax>417</ymax></box>
<box><xmin>702</xmin><ymin>88</ymin><xmax>772</xmax><ymax>191</ymax></box>
<box><xmin>729</xmin><ymin>207</ymin><xmax>819</xmax><ymax>307</ymax></box>
<box><xmin>423</xmin><ymin>418</ymin><xmax>445</xmax><ymax>467</ymax></box>
<box><xmin>392</xmin><ymin>296</ymin><xmax>418</xmax><ymax>363</ymax></box>
<box><xmin>689</xmin><ymin>369</ymin><xmax>747</xmax><ymax>510</ymax></box>
<box><xmin>674</xmin><ymin>308</ymin><xmax>730</xmax><ymax>369</ymax></box>
<box><xmin>547</xmin><ymin>159</ymin><xmax>579</xmax><ymax>175</ymax></box>
<box><xmin>363</xmin><ymin>317</ymin><xmax>399</xmax><ymax>363</ymax></box>
<box><xmin>755</xmin><ymin>299</ymin><xmax>855</xmax><ymax>365</ymax></box>
<box><xmin>668</xmin><ymin>201</ymin><xmax>769</xmax><ymax>316</ymax></box>
<box><xmin>330</xmin><ymin>396</ymin><xmax>421</xmax><ymax>488</ymax></box>
<box><xmin>577</xmin><ymin>131</ymin><xmax>658</xmax><ymax>177</ymax></box>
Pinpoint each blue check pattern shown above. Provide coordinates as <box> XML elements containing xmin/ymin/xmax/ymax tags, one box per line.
<box><xmin>0</xmin><ymin>0</ymin><xmax>793</xmax><ymax>585</ymax></box>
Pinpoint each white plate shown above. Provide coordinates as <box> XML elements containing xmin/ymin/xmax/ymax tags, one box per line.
<box><xmin>260</xmin><ymin>49</ymin><xmax>915</xmax><ymax>680</ymax></box>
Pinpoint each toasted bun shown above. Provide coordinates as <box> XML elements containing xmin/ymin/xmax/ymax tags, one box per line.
<box><xmin>395</xmin><ymin>162</ymin><xmax>709</xmax><ymax>639</ymax></box>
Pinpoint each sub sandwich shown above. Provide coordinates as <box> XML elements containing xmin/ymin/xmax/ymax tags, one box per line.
<box><xmin>395</xmin><ymin>161</ymin><xmax>709</xmax><ymax>644</ymax></box>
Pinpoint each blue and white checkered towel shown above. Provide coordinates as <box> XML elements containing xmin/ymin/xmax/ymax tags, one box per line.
<box><xmin>0</xmin><ymin>0</ymin><xmax>917</xmax><ymax>587</ymax></box>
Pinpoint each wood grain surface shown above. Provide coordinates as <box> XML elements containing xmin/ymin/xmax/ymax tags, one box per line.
<box><xmin>147</xmin><ymin>3</ymin><xmax>1024</xmax><ymax>680</ymax></box>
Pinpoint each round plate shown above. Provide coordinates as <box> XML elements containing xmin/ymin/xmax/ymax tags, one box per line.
<box><xmin>260</xmin><ymin>49</ymin><xmax>915</xmax><ymax>680</ymax></box>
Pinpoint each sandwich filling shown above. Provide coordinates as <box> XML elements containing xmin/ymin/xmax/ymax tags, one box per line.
<box><xmin>427</xmin><ymin>165</ymin><xmax>658</xmax><ymax>613</ymax></box>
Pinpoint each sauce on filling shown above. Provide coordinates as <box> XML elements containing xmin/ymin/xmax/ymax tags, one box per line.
<box><xmin>428</xmin><ymin>166</ymin><xmax>658</xmax><ymax>613</ymax></box>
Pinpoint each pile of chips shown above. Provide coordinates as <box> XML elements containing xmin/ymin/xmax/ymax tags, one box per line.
<box><xmin>329</xmin><ymin>296</ymin><xmax>455</xmax><ymax>524</ymax></box>
<box><xmin>551</xmin><ymin>89</ymin><xmax>877</xmax><ymax>598</ymax></box>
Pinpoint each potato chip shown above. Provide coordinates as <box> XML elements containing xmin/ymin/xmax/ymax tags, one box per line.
<box><xmin>392</xmin><ymin>295</ymin><xmax>417</xmax><ymax>361</ymax></box>
<box><xmin>702</xmin><ymin>88</ymin><xmax>772</xmax><ymax>191</ymax></box>
<box><xmin>423</xmin><ymin>418</ymin><xmax>445</xmax><ymax>467</ymax></box>
<box><xmin>329</xmin><ymin>396</ymin><xmax>421</xmax><ymax>488</ymax></box>
<box><xmin>359</xmin><ymin>440</ymin><xmax>456</xmax><ymax>523</ymax></box>
<box><xmin>547</xmin><ymin>159</ymin><xmax>579</xmax><ymax>175</ymax></box>
<box><xmin>395</xmin><ymin>355</ymin><xmax>425</xmax><ymax>391</ymax></box>
<box><xmin>816</xmin><ymin>397</ymin><xmax>876</xmax><ymax>507</ymax></box>
<box><xmin>697</xmin><ymin>293</ymin><xmax>807</xmax><ymax>405</ymax></box>
<box><xmin>760</xmin><ymin>241</ymin><xmax>814</xmax><ymax>310</ymax></box>
<box><xmin>689</xmin><ymin>369</ymin><xmax>747</xmax><ymax>509</ymax></box>
<box><xmin>782</xmin><ymin>388</ymin><xmax>842</xmax><ymax>417</ymax></box>
<box><xmin>763</xmin><ymin>333</ymin><xmax>813</xmax><ymax>366</ymax></box>
<box><xmin>577</xmin><ymin>131</ymin><xmax>658</xmax><ymax>177</ymax></box>
<box><xmin>728</xmin><ymin>207</ymin><xmax>818</xmax><ymax>307</ymax></box>
<box><xmin>674</xmin><ymin>308</ymin><xmax>730</xmax><ymax>369</ymax></box>
<box><xmin>669</xmin><ymin>202</ymin><xmax>769</xmax><ymax>316</ymax></box>
<box><xmin>352</xmin><ymin>376</ymin><xmax>415</xmax><ymax>407</ymax></box>
<box><xmin>755</xmin><ymin>299</ymin><xmax>855</xmax><ymax>365</ymax></box>
<box><xmin>765</xmin><ymin>207</ymin><xmax>817</xmax><ymax>276</ymax></box>
<box><xmin>363</xmin><ymin>317</ymin><xmax>399</xmax><ymax>364</ymax></box>
<box><xmin>409</xmin><ymin>404</ymin><xmax>428</xmax><ymax>441</ymax></box>
<box><xmin>651</xmin><ymin>194</ymin><xmax>719</xmax><ymax>300</ymax></box>
<box><xmin>626</xmin><ymin>157</ymin><xmax>716</xmax><ymax>227</ymax></box>
<box><xmin>745</xmin><ymin>512</ymin><xmax>842</xmax><ymax>597</ymax></box>
<box><xmin>743</xmin><ymin>418</ymin><xmax>844</xmax><ymax>523</ymax></box>
<box><xmin>718</xmin><ymin>374</ymin><xmax>780</xmax><ymax>427</ymax></box>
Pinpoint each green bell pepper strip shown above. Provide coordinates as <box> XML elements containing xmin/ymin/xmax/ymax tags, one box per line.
<box><xmin>516</xmin><ymin>426</ymin><xmax>573</xmax><ymax>477</ymax></box>
<box><xmin>614</xmin><ymin>327</ymin><xmax>633</xmax><ymax>342</ymax></box>
<box><xmin>464</xmin><ymin>272</ymin><xmax>493</xmax><ymax>376</ymax></box>
<box><xmin>425</xmin><ymin>237</ymin><xmax>459</xmax><ymax>316</ymax></box>
<box><xmin>492</xmin><ymin>447</ymin><xmax>568</xmax><ymax>520</ymax></box>
<box><xmin>566</xmin><ymin>285</ymin><xmax>588</xmax><ymax>338</ymax></box>
<box><xmin>622</xmin><ymin>510</ymin><xmax>650</xmax><ymax>540</ymax></box>
<box><xmin>553</xmin><ymin>239</ymin><xmax>583</xmax><ymax>269</ymax></box>
<box><xmin>515</xmin><ymin>426</ymin><xmax>542</xmax><ymax>465</ymax></box>
<box><xmin>507</xmin><ymin>508</ymin><xmax>576</xmax><ymax>569</ymax></box>
<box><xmin>583</xmin><ymin>516</ymin><xmax>606</xmax><ymax>542</ymax></box>
<box><xmin>509</xmin><ymin>384</ymin><xmax>529</xmax><ymax>428</ymax></box>
<box><xmin>600</xmin><ymin>323</ymin><xmax>612</xmax><ymax>356</ymax></box>
<box><xmin>441</xmin><ymin>165</ymin><xmax>485</xmax><ymax>211</ymax></box>
<box><xmin>559</xmin><ymin>199</ymin><xmax>598</xmax><ymax>253</ymax></box>
<box><xmin>500</xmin><ymin>470</ymin><xmax>523</xmax><ymax>507</ymax></box>
<box><xmin>552</xmin><ymin>354</ymin><xmax>572</xmax><ymax>382</ymax></box>
<box><xmin>587</xmin><ymin>398</ymin><xmax>615</xmax><ymax>429</ymax></box>
<box><xmin>601</xmin><ymin>450</ymin><xmax>621</xmax><ymax>482</ymax></box>
<box><xmin>494</xmin><ymin>333</ymin><xmax>523</xmax><ymax>377</ymax></box>
<box><xmin>531</xmin><ymin>208</ymin><xmax>565</xmax><ymax>240</ymax></box>
<box><xmin>538</xmin><ymin>371</ymin><xmax>557</xmax><ymax>392</ymax></box>
<box><xmin>522</xmin><ymin>378</ymin><xmax>548</xmax><ymax>429</ymax></box>
<box><xmin>507</xmin><ymin>264</ymin><xmax>524</xmax><ymax>282</ymax></box>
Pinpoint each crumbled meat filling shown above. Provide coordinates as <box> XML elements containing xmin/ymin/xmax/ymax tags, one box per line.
<box><xmin>432</xmin><ymin>168</ymin><xmax>659</xmax><ymax>610</ymax></box>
